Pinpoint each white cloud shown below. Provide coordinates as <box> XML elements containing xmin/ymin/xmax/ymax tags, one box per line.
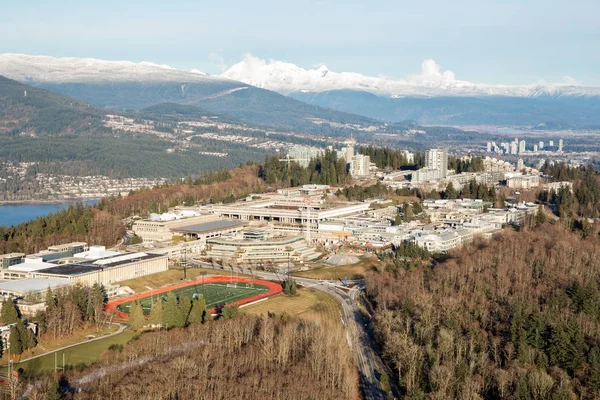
<box><xmin>218</xmin><ymin>53</ymin><xmax>599</xmax><ymax>97</ymax></box>
<box><xmin>208</xmin><ymin>52</ymin><xmax>228</xmax><ymax>72</ymax></box>
<box><xmin>408</xmin><ymin>59</ymin><xmax>455</xmax><ymax>83</ymax></box>
<box><xmin>562</xmin><ymin>76</ymin><xmax>580</xmax><ymax>86</ymax></box>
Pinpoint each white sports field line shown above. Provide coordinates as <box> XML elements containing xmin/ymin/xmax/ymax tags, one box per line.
<box><xmin>118</xmin><ymin>285</ymin><xmax>270</xmax><ymax>312</ymax></box>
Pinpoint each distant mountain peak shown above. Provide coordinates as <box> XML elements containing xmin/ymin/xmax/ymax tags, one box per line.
<box><xmin>0</xmin><ymin>53</ymin><xmax>229</xmax><ymax>84</ymax></box>
<box><xmin>221</xmin><ymin>54</ymin><xmax>600</xmax><ymax>98</ymax></box>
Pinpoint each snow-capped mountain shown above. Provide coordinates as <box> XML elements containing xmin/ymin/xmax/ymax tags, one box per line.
<box><xmin>0</xmin><ymin>53</ymin><xmax>381</xmax><ymax>130</ymax></box>
<box><xmin>0</xmin><ymin>53</ymin><xmax>229</xmax><ymax>83</ymax></box>
<box><xmin>2</xmin><ymin>53</ymin><xmax>599</xmax><ymax>128</ymax></box>
<box><xmin>221</xmin><ymin>54</ymin><xmax>600</xmax><ymax>98</ymax></box>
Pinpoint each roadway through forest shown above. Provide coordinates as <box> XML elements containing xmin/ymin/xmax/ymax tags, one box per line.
<box><xmin>190</xmin><ymin>261</ymin><xmax>387</xmax><ymax>400</ymax></box>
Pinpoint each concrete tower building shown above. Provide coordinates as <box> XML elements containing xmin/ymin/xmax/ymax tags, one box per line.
<box><xmin>510</xmin><ymin>142</ymin><xmax>518</xmax><ymax>155</ymax></box>
<box><xmin>345</xmin><ymin>137</ymin><xmax>356</xmax><ymax>162</ymax></box>
<box><xmin>425</xmin><ymin>148</ymin><xmax>448</xmax><ymax>178</ymax></box>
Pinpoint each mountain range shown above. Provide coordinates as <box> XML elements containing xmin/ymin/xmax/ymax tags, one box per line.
<box><xmin>222</xmin><ymin>54</ymin><xmax>600</xmax><ymax>98</ymax></box>
<box><xmin>1</xmin><ymin>53</ymin><xmax>600</xmax><ymax>128</ymax></box>
<box><xmin>0</xmin><ymin>53</ymin><xmax>386</xmax><ymax>133</ymax></box>
<box><xmin>222</xmin><ymin>55</ymin><xmax>600</xmax><ymax>128</ymax></box>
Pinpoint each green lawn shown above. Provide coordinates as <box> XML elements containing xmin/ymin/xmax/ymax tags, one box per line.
<box><xmin>117</xmin><ymin>282</ymin><xmax>269</xmax><ymax>314</ymax></box>
<box><xmin>295</xmin><ymin>256</ymin><xmax>380</xmax><ymax>280</ymax></box>
<box><xmin>243</xmin><ymin>288</ymin><xmax>342</xmax><ymax>325</ymax></box>
<box><xmin>15</xmin><ymin>330</ymin><xmax>138</xmax><ymax>376</ymax></box>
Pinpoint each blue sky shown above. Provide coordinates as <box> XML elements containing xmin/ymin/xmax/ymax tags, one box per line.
<box><xmin>1</xmin><ymin>0</ymin><xmax>599</xmax><ymax>85</ymax></box>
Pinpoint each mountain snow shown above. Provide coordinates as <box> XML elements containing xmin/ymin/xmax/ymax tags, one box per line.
<box><xmin>221</xmin><ymin>54</ymin><xmax>600</xmax><ymax>98</ymax></box>
<box><xmin>0</xmin><ymin>53</ymin><xmax>232</xmax><ymax>83</ymax></box>
<box><xmin>2</xmin><ymin>52</ymin><xmax>599</xmax><ymax>99</ymax></box>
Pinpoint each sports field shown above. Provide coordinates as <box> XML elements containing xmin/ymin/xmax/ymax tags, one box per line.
<box><xmin>106</xmin><ymin>276</ymin><xmax>283</xmax><ymax>317</ymax></box>
<box><xmin>116</xmin><ymin>282</ymin><xmax>269</xmax><ymax>315</ymax></box>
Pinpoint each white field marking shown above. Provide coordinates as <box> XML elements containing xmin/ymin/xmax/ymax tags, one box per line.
<box><xmin>238</xmin><ymin>297</ymin><xmax>270</xmax><ymax>309</ymax></box>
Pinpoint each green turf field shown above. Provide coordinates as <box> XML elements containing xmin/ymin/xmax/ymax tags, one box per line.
<box><xmin>15</xmin><ymin>330</ymin><xmax>138</xmax><ymax>375</ymax></box>
<box><xmin>117</xmin><ymin>282</ymin><xmax>269</xmax><ymax>314</ymax></box>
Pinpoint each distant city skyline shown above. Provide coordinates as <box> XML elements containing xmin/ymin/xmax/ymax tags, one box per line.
<box><xmin>1</xmin><ymin>0</ymin><xmax>599</xmax><ymax>86</ymax></box>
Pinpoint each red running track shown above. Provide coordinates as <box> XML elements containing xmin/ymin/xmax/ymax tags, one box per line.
<box><xmin>105</xmin><ymin>276</ymin><xmax>282</xmax><ymax>318</ymax></box>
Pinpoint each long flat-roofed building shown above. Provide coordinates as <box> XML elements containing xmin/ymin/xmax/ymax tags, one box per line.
<box><xmin>0</xmin><ymin>278</ymin><xmax>71</xmax><ymax>300</ymax></box>
<box><xmin>507</xmin><ymin>174</ymin><xmax>540</xmax><ymax>189</ymax></box>
<box><xmin>32</xmin><ymin>252</ymin><xmax>168</xmax><ymax>286</ymax></box>
<box><xmin>133</xmin><ymin>214</ymin><xmax>222</xmax><ymax>242</ymax></box>
<box><xmin>27</xmin><ymin>242</ymin><xmax>88</xmax><ymax>262</ymax></box>
<box><xmin>210</xmin><ymin>198</ymin><xmax>369</xmax><ymax>226</ymax></box>
<box><xmin>206</xmin><ymin>232</ymin><xmax>320</xmax><ymax>263</ymax></box>
<box><xmin>2</xmin><ymin>258</ymin><xmax>54</xmax><ymax>280</ymax></box>
<box><xmin>169</xmin><ymin>220</ymin><xmax>246</xmax><ymax>243</ymax></box>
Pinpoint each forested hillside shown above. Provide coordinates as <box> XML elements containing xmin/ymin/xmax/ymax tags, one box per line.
<box><xmin>0</xmin><ymin>76</ymin><xmax>268</xmax><ymax>178</ymax></box>
<box><xmin>33</xmin><ymin>316</ymin><xmax>358</xmax><ymax>400</ymax></box>
<box><xmin>260</xmin><ymin>150</ymin><xmax>349</xmax><ymax>187</ymax></box>
<box><xmin>0</xmin><ymin>202</ymin><xmax>123</xmax><ymax>254</ymax></box>
<box><xmin>539</xmin><ymin>163</ymin><xmax>600</xmax><ymax>220</ymax></box>
<box><xmin>290</xmin><ymin>90</ymin><xmax>600</xmax><ymax>128</ymax></box>
<box><xmin>0</xmin><ymin>134</ymin><xmax>266</xmax><ymax>178</ymax></box>
<box><xmin>366</xmin><ymin>223</ymin><xmax>600</xmax><ymax>399</ymax></box>
<box><xmin>0</xmin><ymin>75</ymin><xmax>102</xmax><ymax>135</ymax></box>
<box><xmin>101</xmin><ymin>165</ymin><xmax>270</xmax><ymax>218</ymax></box>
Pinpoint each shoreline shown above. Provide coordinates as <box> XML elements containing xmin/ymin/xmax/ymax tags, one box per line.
<box><xmin>0</xmin><ymin>198</ymin><xmax>101</xmax><ymax>206</ymax></box>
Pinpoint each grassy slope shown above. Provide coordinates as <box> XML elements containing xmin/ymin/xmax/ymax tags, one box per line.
<box><xmin>295</xmin><ymin>256</ymin><xmax>380</xmax><ymax>280</ymax></box>
<box><xmin>243</xmin><ymin>288</ymin><xmax>342</xmax><ymax>325</ymax></box>
<box><xmin>15</xmin><ymin>330</ymin><xmax>138</xmax><ymax>375</ymax></box>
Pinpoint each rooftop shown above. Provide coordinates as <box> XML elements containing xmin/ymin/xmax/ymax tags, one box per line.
<box><xmin>73</xmin><ymin>245</ymin><xmax>121</xmax><ymax>260</ymax></box>
<box><xmin>0</xmin><ymin>278</ymin><xmax>71</xmax><ymax>295</ymax></box>
<box><xmin>36</xmin><ymin>263</ymin><xmax>103</xmax><ymax>276</ymax></box>
<box><xmin>0</xmin><ymin>253</ymin><xmax>25</xmax><ymax>259</ymax></box>
<box><xmin>36</xmin><ymin>253</ymin><xmax>165</xmax><ymax>277</ymax></box>
<box><xmin>8</xmin><ymin>258</ymin><xmax>52</xmax><ymax>272</ymax></box>
<box><xmin>170</xmin><ymin>220</ymin><xmax>245</xmax><ymax>234</ymax></box>
<box><xmin>207</xmin><ymin>234</ymin><xmax>305</xmax><ymax>246</ymax></box>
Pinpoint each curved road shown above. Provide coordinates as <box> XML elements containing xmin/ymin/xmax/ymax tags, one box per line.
<box><xmin>191</xmin><ymin>261</ymin><xmax>387</xmax><ymax>400</ymax></box>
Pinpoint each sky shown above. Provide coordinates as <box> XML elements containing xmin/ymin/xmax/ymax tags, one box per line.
<box><xmin>1</xmin><ymin>0</ymin><xmax>599</xmax><ymax>86</ymax></box>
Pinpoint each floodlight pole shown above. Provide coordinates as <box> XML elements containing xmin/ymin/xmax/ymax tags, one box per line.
<box><xmin>182</xmin><ymin>244</ymin><xmax>187</xmax><ymax>280</ymax></box>
<box><xmin>201</xmin><ymin>271</ymin><xmax>207</xmax><ymax>298</ymax></box>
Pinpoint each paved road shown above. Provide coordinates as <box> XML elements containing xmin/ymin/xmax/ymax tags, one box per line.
<box><xmin>191</xmin><ymin>260</ymin><xmax>387</xmax><ymax>400</ymax></box>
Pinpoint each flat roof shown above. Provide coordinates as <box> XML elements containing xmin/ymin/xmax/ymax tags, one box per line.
<box><xmin>36</xmin><ymin>263</ymin><xmax>103</xmax><ymax>276</ymax></box>
<box><xmin>0</xmin><ymin>278</ymin><xmax>71</xmax><ymax>294</ymax></box>
<box><xmin>9</xmin><ymin>262</ymin><xmax>51</xmax><ymax>272</ymax></box>
<box><xmin>171</xmin><ymin>220</ymin><xmax>245</xmax><ymax>234</ymax></box>
<box><xmin>36</xmin><ymin>253</ymin><xmax>166</xmax><ymax>277</ymax></box>
<box><xmin>207</xmin><ymin>235</ymin><xmax>303</xmax><ymax>246</ymax></box>
<box><xmin>0</xmin><ymin>253</ymin><xmax>25</xmax><ymax>259</ymax></box>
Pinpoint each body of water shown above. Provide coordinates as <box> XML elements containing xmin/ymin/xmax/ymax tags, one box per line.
<box><xmin>495</xmin><ymin>127</ymin><xmax>529</xmax><ymax>135</ymax></box>
<box><xmin>0</xmin><ymin>199</ymin><xmax>99</xmax><ymax>227</ymax></box>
